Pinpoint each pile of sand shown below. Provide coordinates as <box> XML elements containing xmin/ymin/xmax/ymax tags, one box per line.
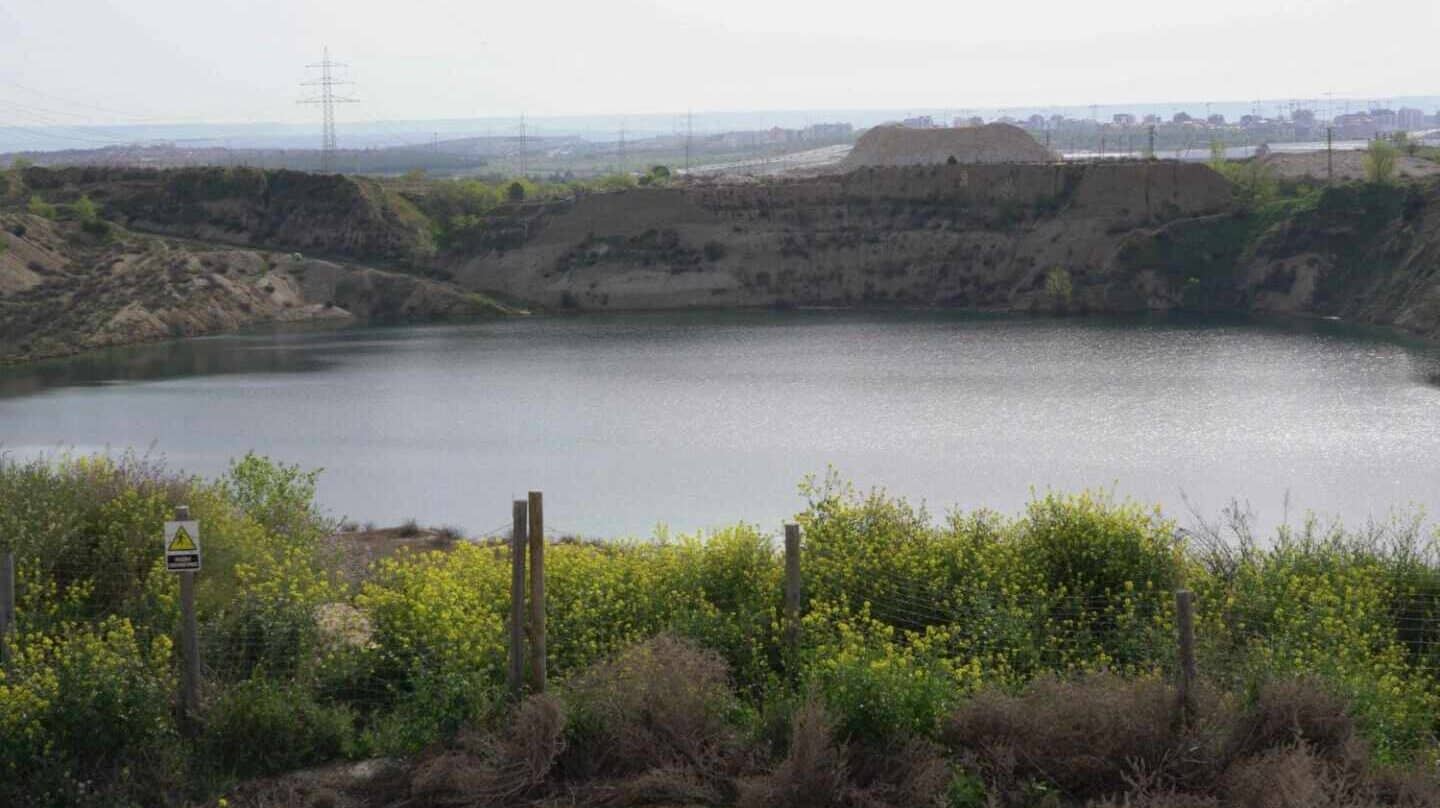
<box><xmin>841</xmin><ymin>123</ymin><xmax>1055</xmax><ymax>168</ymax></box>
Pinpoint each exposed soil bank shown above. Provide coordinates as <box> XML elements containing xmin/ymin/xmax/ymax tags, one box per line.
<box><xmin>6</xmin><ymin>162</ymin><xmax>1440</xmax><ymax>362</ymax></box>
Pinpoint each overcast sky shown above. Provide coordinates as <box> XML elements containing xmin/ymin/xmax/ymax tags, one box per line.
<box><xmin>1</xmin><ymin>0</ymin><xmax>1436</xmax><ymax>126</ymax></box>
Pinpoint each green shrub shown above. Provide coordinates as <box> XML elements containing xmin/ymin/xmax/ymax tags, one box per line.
<box><xmin>0</xmin><ymin>618</ymin><xmax>180</xmax><ymax>807</ymax></box>
<box><xmin>1365</xmin><ymin>139</ymin><xmax>1399</xmax><ymax>185</ymax></box>
<box><xmin>71</xmin><ymin>194</ymin><xmax>98</xmax><ymax>223</ymax></box>
<box><xmin>802</xmin><ymin>602</ymin><xmax>974</xmax><ymax>742</ymax></box>
<box><xmin>27</xmin><ymin>194</ymin><xmax>56</xmax><ymax>219</ymax></box>
<box><xmin>201</xmin><ymin>677</ymin><xmax>356</xmax><ymax>778</ymax></box>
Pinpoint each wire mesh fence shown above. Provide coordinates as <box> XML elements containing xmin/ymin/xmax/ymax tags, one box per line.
<box><xmin>4</xmin><ymin>513</ymin><xmax>1440</xmax><ymax>740</ymax></box>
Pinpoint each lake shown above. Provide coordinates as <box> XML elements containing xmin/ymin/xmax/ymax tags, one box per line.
<box><xmin>2</xmin><ymin>311</ymin><xmax>1438</xmax><ymax>538</ymax></box>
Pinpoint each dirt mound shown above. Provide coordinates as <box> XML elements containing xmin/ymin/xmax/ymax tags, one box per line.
<box><xmin>841</xmin><ymin>123</ymin><xmax>1055</xmax><ymax>168</ymax></box>
<box><xmin>1259</xmin><ymin>150</ymin><xmax>1440</xmax><ymax>182</ymax></box>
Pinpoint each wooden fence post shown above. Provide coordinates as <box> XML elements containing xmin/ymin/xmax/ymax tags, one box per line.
<box><xmin>0</xmin><ymin>550</ymin><xmax>14</xmax><ymax>667</ymax></box>
<box><xmin>784</xmin><ymin>524</ymin><xmax>801</xmax><ymax>659</ymax></box>
<box><xmin>176</xmin><ymin>505</ymin><xmax>201</xmax><ymax>727</ymax></box>
<box><xmin>528</xmin><ymin>491</ymin><xmax>546</xmax><ymax>693</ymax></box>
<box><xmin>509</xmin><ymin>500</ymin><xmax>528</xmax><ymax>699</ymax></box>
<box><xmin>1176</xmin><ymin>589</ymin><xmax>1197</xmax><ymax>725</ymax></box>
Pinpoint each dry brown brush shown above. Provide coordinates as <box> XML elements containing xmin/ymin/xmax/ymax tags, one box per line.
<box><xmin>944</xmin><ymin>674</ymin><xmax>1440</xmax><ymax>808</ymax></box>
<box><xmin>408</xmin><ymin>694</ymin><xmax>566</xmax><ymax>807</ymax></box>
<box><xmin>737</xmin><ymin>697</ymin><xmax>950</xmax><ymax>808</ymax></box>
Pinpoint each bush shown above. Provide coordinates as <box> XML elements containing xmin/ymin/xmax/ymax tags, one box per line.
<box><xmin>1227</xmin><ymin>677</ymin><xmax>1356</xmax><ymax>764</ymax></box>
<box><xmin>1365</xmin><ymin>139</ymin><xmax>1399</xmax><ymax>185</ymax></box>
<box><xmin>561</xmin><ymin>634</ymin><xmax>742</xmax><ymax>778</ymax></box>
<box><xmin>71</xmin><ymin>194</ymin><xmax>98</xmax><ymax>223</ymax></box>
<box><xmin>409</xmin><ymin>694</ymin><xmax>566</xmax><ymax>805</ymax></box>
<box><xmin>0</xmin><ymin>618</ymin><xmax>180</xmax><ymax>807</ymax></box>
<box><xmin>200</xmin><ymin>678</ymin><xmax>356</xmax><ymax>779</ymax></box>
<box><xmin>28</xmin><ymin>194</ymin><xmax>56</xmax><ymax>219</ymax></box>
<box><xmin>944</xmin><ymin>674</ymin><xmax>1225</xmax><ymax>802</ymax></box>
<box><xmin>802</xmin><ymin>602</ymin><xmax>971</xmax><ymax>743</ymax></box>
<box><xmin>738</xmin><ymin>698</ymin><xmax>848</xmax><ymax>808</ymax></box>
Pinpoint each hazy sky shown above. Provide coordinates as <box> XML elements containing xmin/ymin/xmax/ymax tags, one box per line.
<box><xmin>1</xmin><ymin>0</ymin><xmax>1436</xmax><ymax>126</ymax></box>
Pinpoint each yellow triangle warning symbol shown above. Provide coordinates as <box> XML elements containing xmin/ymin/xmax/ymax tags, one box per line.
<box><xmin>168</xmin><ymin>526</ymin><xmax>197</xmax><ymax>553</ymax></box>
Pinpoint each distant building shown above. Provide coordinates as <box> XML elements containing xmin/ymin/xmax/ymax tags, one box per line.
<box><xmin>1027</xmin><ymin>114</ymin><xmax>1047</xmax><ymax>129</ymax></box>
<box><xmin>1240</xmin><ymin>114</ymin><xmax>1263</xmax><ymax>127</ymax></box>
<box><xmin>1142</xmin><ymin>114</ymin><xmax>1161</xmax><ymax>125</ymax></box>
<box><xmin>1112</xmin><ymin>113</ymin><xmax>1136</xmax><ymax>126</ymax></box>
<box><xmin>901</xmin><ymin>115</ymin><xmax>936</xmax><ymax>129</ymax></box>
<box><xmin>1292</xmin><ymin>109</ymin><xmax>1316</xmax><ymax>127</ymax></box>
<box><xmin>1206</xmin><ymin>114</ymin><xmax>1226</xmax><ymax>126</ymax></box>
<box><xmin>1398</xmin><ymin>108</ymin><xmax>1425</xmax><ymax>130</ymax></box>
<box><xmin>1172</xmin><ymin>111</ymin><xmax>1193</xmax><ymax>124</ymax></box>
<box><xmin>1370</xmin><ymin>109</ymin><xmax>1398</xmax><ymax>131</ymax></box>
<box><xmin>804</xmin><ymin>122</ymin><xmax>853</xmax><ymax>141</ymax></box>
<box><xmin>953</xmin><ymin>115</ymin><xmax>986</xmax><ymax>128</ymax></box>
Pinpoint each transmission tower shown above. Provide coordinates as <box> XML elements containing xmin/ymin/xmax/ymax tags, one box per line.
<box><xmin>617</xmin><ymin>120</ymin><xmax>627</xmax><ymax>172</ymax></box>
<box><xmin>519</xmin><ymin>114</ymin><xmax>528</xmax><ymax>177</ymax></box>
<box><xmin>685</xmin><ymin>109</ymin><xmax>693</xmax><ymax>173</ymax></box>
<box><xmin>299</xmin><ymin>48</ymin><xmax>357</xmax><ymax>173</ymax></box>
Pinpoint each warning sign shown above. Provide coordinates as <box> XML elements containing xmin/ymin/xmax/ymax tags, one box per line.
<box><xmin>165</xmin><ymin>520</ymin><xmax>201</xmax><ymax>572</ymax></box>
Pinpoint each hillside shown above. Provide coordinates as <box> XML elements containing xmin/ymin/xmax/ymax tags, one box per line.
<box><xmin>21</xmin><ymin>166</ymin><xmax>436</xmax><ymax>263</ymax></box>
<box><xmin>6</xmin><ymin>161</ymin><xmax>1440</xmax><ymax>362</ymax></box>
<box><xmin>444</xmin><ymin>164</ymin><xmax>1440</xmax><ymax>342</ymax></box>
<box><xmin>0</xmin><ymin>209</ymin><xmax>514</xmax><ymax>363</ymax></box>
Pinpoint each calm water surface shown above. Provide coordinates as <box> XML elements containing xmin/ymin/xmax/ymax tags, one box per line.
<box><xmin>2</xmin><ymin>311</ymin><xmax>1438</xmax><ymax>537</ymax></box>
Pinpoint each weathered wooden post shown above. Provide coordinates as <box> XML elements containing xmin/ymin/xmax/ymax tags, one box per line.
<box><xmin>0</xmin><ymin>549</ymin><xmax>14</xmax><ymax>667</ymax></box>
<box><xmin>784</xmin><ymin>524</ymin><xmax>802</xmax><ymax>659</ymax></box>
<box><xmin>509</xmin><ymin>500</ymin><xmax>528</xmax><ymax>699</ymax></box>
<box><xmin>168</xmin><ymin>504</ymin><xmax>202</xmax><ymax>728</ymax></box>
<box><xmin>527</xmin><ymin>491</ymin><xmax>546</xmax><ymax>693</ymax></box>
<box><xmin>1176</xmin><ymin>589</ymin><xmax>1197</xmax><ymax>726</ymax></box>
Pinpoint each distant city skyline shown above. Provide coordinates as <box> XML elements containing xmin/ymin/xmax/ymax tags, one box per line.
<box><xmin>4</xmin><ymin>94</ymin><xmax>1439</xmax><ymax>155</ymax></box>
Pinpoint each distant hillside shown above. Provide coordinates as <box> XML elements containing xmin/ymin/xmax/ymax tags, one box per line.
<box><xmin>22</xmin><ymin>166</ymin><xmax>436</xmax><ymax>262</ymax></box>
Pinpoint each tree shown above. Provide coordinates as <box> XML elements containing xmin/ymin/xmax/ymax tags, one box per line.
<box><xmin>72</xmin><ymin>194</ymin><xmax>98</xmax><ymax>222</ymax></box>
<box><xmin>1365</xmin><ymin>139</ymin><xmax>1398</xmax><ymax>184</ymax></box>
<box><xmin>507</xmin><ymin>181</ymin><xmax>526</xmax><ymax>202</ymax></box>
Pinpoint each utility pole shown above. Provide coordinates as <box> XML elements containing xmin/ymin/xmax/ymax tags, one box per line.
<box><xmin>1148</xmin><ymin>125</ymin><xmax>1156</xmax><ymax>159</ymax></box>
<box><xmin>299</xmin><ymin>47</ymin><xmax>358</xmax><ymax>173</ymax></box>
<box><xmin>1327</xmin><ymin>126</ymin><xmax>1334</xmax><ymax>186</ymax></box>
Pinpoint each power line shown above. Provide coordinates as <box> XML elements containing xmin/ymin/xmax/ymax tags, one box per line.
<box><xmin>299</xmin><ymin>46</ymin><xmax>358</xmax><ymax>173</ymax></box>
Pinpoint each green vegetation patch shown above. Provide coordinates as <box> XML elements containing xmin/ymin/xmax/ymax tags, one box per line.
<box><xmin>2</xmin><ymin>457</ymin><xmax>1439</xmax><ymax>806</ymax></box>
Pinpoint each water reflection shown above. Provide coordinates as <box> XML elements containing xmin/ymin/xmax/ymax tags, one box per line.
<box><xmin>0</xmin><ymin>332</ymin><xmax>337</xmax><ymax>399</ymax></box>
